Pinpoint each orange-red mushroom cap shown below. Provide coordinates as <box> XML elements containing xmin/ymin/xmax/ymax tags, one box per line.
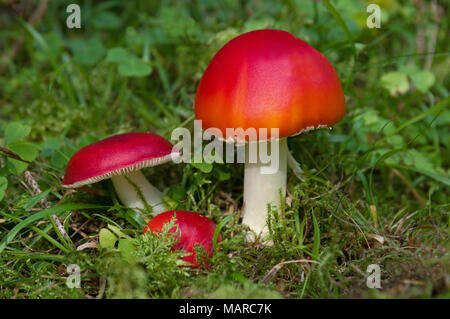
<box><xmin>194</xmin><ymin>29</ymin><xmax>346</xmax><ymax>141</ymax></box>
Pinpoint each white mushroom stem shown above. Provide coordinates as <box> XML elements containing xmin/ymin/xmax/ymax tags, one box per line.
<box><xmin>241</xmin><ymin>138</ymin><xmax>288</xmax><ymax>240</ymax></box>
<box><xmin>111</xmin><ymin>170</ymin><xmax>166</xmax><ymax>215</ymax></box>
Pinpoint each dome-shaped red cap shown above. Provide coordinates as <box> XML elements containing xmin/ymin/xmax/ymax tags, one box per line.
<box><xmin>143</xmin><ymin>210</ymin><xmax>220</xmax><ymax>268</ymax></box>
<box><xmin>195</xmin><ymin>29</ymin><xmax>346</xmax><ymax>141</ymax></box>
<box><xmin>62</xmin><ymin>132</ymin><xmax>179</xmax><ymax>188</ymax></box>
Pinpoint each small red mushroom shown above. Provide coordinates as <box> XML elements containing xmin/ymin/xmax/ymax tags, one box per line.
<box><xmin>143</xmin><ymin>211</ymin><xmax>220</xmax><ymax>268</ymax></box>
<box><xmin>62</xmin><ymin>132</ymin><xmax>180</xmax><ymax>215</ymax></box>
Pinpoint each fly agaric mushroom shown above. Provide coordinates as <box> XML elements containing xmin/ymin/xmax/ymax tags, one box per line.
<box><xmin>62</xmin><ymin>132</ymin><xmax>180</xmax><ymax>215</ymax></box>
<box><xmin>194</xmin><ymin>29</ymin><xmax>345</xmax><ymax>239</ymax></box>
<box><xmin>143</xmin><ymin>210</ymin><xmax>220</xmax><ymax>268</ymax></box>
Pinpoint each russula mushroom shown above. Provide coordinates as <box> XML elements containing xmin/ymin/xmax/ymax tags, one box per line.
<box><xmin>62</xmin><ymin>132</ymin><xmax>180</xmax><ymax>215</ymax></box>
<box><xmin>194</xmin><ymin>29</ymin><xmax>346</xmax><ymax>239</ymax></box>
<box><xmin>143</xmin><ymin>210</ymin><xmax>220</xmax><ymax>268</ymax></box>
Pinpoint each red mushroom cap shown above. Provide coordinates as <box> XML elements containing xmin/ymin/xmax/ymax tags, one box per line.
<box><xmin>195</xmin><ymin>29</ymin><xmax>346</xmax><ymax>141</ymax></box>
<box><xmin>143</xmin><ymin>210</ymin><xmax>220</xmax><ymax>268</ymax></box>
<box><xmin>62</xmin><ymin>132</ymin><xmax>179</xmax><ymax>188</ymax></box>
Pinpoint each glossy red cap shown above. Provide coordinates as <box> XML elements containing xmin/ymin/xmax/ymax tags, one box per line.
<box><xmin>62</xmin><ymin>132</ymin><xmax>179</xmax><ymax>188</ymax></box>
<box><xmin>195</xmin><ymin>29</ymin><xmax>346</xmax><ymax>141</ymax></box>
<box><xmin>143</xmin><ymin>210</ymin><xmax>220</xmax><ymax>268</ymax></box>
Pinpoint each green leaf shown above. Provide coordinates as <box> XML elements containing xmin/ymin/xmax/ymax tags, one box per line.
<box><xmin>4</xmin><ymin>122</ymin><xmax>31</xmax><ymax>144</ymax></box>
<box><xmin>118</xmin><ymin>238</ymin><xmax>136</xmax><ymax>262</ymax></box>
<box><xmin>356</xmin><ymin>109</ymin><xmax>381</xmax><ymax>126</ymax></box>
<box><xmin>191</xmin><ymin>162</ymin><xmax>213</xmax><ymax>173</ymax></box>
<box><xmin>50</xmin><ymin>144</ymin><xmax>74</xmax><ymax>171</ymax></box>
<box><xmin>403</xmin><ymin>149</ymin><xmax>434</xmax><ymax>171</ymax></box>
<box><xmin>213</xmin><ymin>167</ymin><xmax>231</xmax><ymax>181</ymax></box>
<box><xmin>7</xmin><ymin>141</ymin><xmax>40</xmax><ymax>174</ymax></box>
<box><xmin>40</xmin><ymin>137</ymin><xmax>61</xmax><ymax>158</ymax></box>
<box><xmin>381</xmin><ymin>72</ymin><xmax>409</xmax><ymax>96</ymax></box>
<box><xmin>0</xmin><ymin>176</ymin><xmax>7</xmax><ymax>202</ymax></box>
<box><xmin>157</xmin><ymin>7</ymin><xmax>202</xmax><ymax>40</ymax></box>
<box><xmin>106</xmin><ymin>47</ymin><xmax>135</xmax><ymax>63</ymax></box>
<box><xmin>400</xmin><ymin>65</ymin><xmax>435</xmax><ymax>93</ymax></box>
<box><xmin>8</xmin><ymin>141</ymin><xmax>40</xmax><ymax>160</ymax></box>
<box><xmin>434</xmin><ymin>109</ymin><xmax>450</xmax><ymax>126</ymax></box>
<box><xmin>69</xmin><ymin>38</ymin><xmax>105</xmax><ymax>67</ymax></box>
<box><xmin>107</xmin><ymin>224</ymin><xmax>130</xmax><ymax>239</ymax></box>
<box><xmin>385</xmin><ymin>134</ymin><xmax>404</xmax><ymax>148</ymax></box>
<box><xmin>167</xmin><ymin>185</ymin><xmax>187</xmax><ymax>201</ymax></box>
<box><xmin>409</xmin><ymin>70</ymin><xmax>435</xmax><ymax>92</ymax></box>
<box><xmin>106</xmin><ymin>48</ymin><xmax>152</xmax><ymax>77</ymax></box>
<box><xmin>99</xmin><ymin>228</ymin><xmax>117</xmax><ymax>249</ymax></box>
<box><xmin>118</xmin><ymin>60</ymin><xmax>152</xmax><ymax>77</ymax></box>
<box><xmin>92</xmin><ymin>11</ymin><xmax>122</xmax><ymax>30</ymax></box>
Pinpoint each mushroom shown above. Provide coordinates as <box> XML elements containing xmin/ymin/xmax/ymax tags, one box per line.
<box><xmin>143</xmin><ymin>210</ymin><xmax>220</xmax><ymax>268</ymax></box>
<box><xmin>62</xmin><ymin>132</ymin><xmax>180</xmax><ymax>215</ymax></box>
<box><xmin>194</xmin><ymin>29</ymin><xmax>346</xmax><ymax>240</ymax></box>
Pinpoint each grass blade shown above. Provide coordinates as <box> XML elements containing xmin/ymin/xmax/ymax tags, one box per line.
<box><xmin>311</xmin><ymin>209</ymin><xmax>320</xmax><ymax>260</ymax></box>
<box><xmin>213</xmin><ymin>213</ymin><xmax>235</xmax><ymax>251</ymax></box>
<box><xmin>0</xmin><ymin>204</ymin><xmax>105</xmax><ymax>254</ymax></box>
<box><xmin>322</xmin><ymin>0</ymin><xmax>356</xmax><ymax>58</ymax></box>
<box><xmin>375</xmin><ymin>96</ymin><xmax>449</xmax><ymax>146</ymax></box>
